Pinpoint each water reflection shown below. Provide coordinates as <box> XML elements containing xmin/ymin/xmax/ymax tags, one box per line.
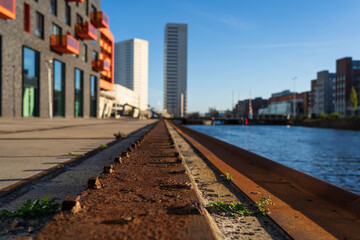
<box><xmin>188</xmin><ymin>125</ymin><xmax>360</xmax><ymax>194</ymax></box>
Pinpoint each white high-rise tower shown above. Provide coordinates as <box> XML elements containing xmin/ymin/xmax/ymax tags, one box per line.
<box><xmin>114</xmin><ymin>38</ymin><xmax>148</xmax><ymax>111</ymax></box>
<box><xmin>164</xmin><ymin>23</ymin><xmax>187</xmax><ymax>118</ymax></box>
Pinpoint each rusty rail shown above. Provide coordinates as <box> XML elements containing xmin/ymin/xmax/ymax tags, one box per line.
<box><xmin>169</xmin><ymin>121</ymin><xmax>360</xmax><ymax>240</ymax></box>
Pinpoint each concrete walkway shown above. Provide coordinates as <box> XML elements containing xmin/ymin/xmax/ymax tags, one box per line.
<box><xmin>0</xmin><ymin>118</ymin><xmax>156</xmax><ymax>190</ymax></box>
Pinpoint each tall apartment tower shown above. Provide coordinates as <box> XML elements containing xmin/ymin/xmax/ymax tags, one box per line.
<box><xmin>335</xmin><ymin>57</ymin><xmax>360</xmax><ymax>116</ymax></box>
<box><xmin>164</xmin><ymin>23</ymin><xmax>187</xmax><ymax>118</ymax></box>
<box><xmin>312</xmin><ymin>71</ymin><xmax>335</xmax><ymax>116</ymax></box>
<box><xmin>114</xmin><ymin>38</ymin><xmax>149</xmax><ymax>110</ymax></box>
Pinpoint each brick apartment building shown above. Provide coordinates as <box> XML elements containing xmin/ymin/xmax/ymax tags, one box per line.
<box><xmin>0</xmin><ymin>0</ymin><xmax>113</xmax><ymax>118</ymax></box>
<box><xmin>334</xmin><ymin>57</ymin><xmax>360</xmax><ymax>116</ymax></box>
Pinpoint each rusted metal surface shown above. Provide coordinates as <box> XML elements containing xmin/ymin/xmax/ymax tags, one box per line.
<box><xmin>170</xmin><ymin>121</ymin><xmax>360</xmax><ymax>240</ymax></box>
<box><xmin>34</xmin><ymin>121</ymin><xmax>217</xmax><ymax>240</ymax></box>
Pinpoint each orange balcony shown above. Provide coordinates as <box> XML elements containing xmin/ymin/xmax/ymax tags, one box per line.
<box><xmin>75</xmin><ymin>21</ymin><xmax>97</xmax><ymax>41</ymax></box>
<box><xmin>91</xmin><ymin>11</ymin><xmax>109</xmax><ymax>29</ymax></box>
<box><xmin>92</xmin><ymin>59</ymin><xmax>110</xmax><ymax>72</ymax></box>
<box><xmin>51</xmin><ymin>34</ymin><xmax>79</xmax><ymax>55</ymax></box>
<box><xmin>0</xmin><ymin>0</ymin><xmax>16</xmax><ymax>19</ymax></box>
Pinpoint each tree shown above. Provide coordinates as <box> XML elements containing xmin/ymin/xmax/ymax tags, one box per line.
<box><xmin>350</xmin><ymin>87</ymin><xmax>358</xmax><ymax>116</ymax></box>
<box><xmin>208</xmin><ymin>108</ymin><xmax>219</xmax><ymax>118</ymax></box>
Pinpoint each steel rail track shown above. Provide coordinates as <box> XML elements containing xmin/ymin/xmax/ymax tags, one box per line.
<box><xmin>169</xmin><ymin>121</ymin><xmax>360</xmax><ymax>240</ymax></box>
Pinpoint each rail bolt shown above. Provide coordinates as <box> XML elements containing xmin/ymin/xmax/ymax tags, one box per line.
<box><xmin>176</xmin><ymin>157</ymin><xmax>182</xmax><ymax>163</ymax></box>
<box><xmin>114</xmin><ymin>156</ymin><xmax>123</xmax><ymax>164</ymax></box>
<box><xmin>103</xmin><ymin>164</ymin><xmax>114</xmax><ymax>174</ymax></box>
<box><xmin>122</xmin><ymin>151</ymin><xmax>130</xmax><ymax>157</ymax></box>
<box><xmin>87</xmin><ymin>177</ymin><xmax>101</xmax><ymax>189</ymax></box>
<box><xmin>61</xmin><ymin>195</ymin><xmax>81</xmax><ymax>214</ymax></box>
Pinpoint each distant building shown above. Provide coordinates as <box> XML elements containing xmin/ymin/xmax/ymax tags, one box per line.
<box><xmin>234</xmin><ymin>97</ymin><xmax>268</xmax><ymax>118</ymax></box>
<box><xmin>106</xmin><ymin>84</ymin><xmax>140</xmax><ymax>118</ymax></box>
<box><xmin>311</xmin><ymin>71</ymin><xmax>335</xmax><ymax>116</ymax></box>
<box><xmin>259</xmin><ymin>91</ymin><xmax>309</xmax><ymax>117</ymax></box>
<box><xmin>271</xmin><ymin>90</ymin><xmax>295</xmax><ymax>98</ymax></box>
<box><xmin>114</xmin><ymin>38</ymin><xmax>148</xmax><ymax>111</ymax></box>
<box><xmin>335</xmin><ymin>57</ymin><xmax>360</xmax><ymax>116</ymax></box>
<box><xmin>309</xmin><ymin>79</ymin><xmax>317</xmax><ymax>116</ymax></box>
<box><xmin>164</xmin><ymin>23</ymin><xmax>187</xmax><ymax>118</ymax></box>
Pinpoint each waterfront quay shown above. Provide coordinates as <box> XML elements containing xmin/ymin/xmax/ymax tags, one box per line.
<box><xmin>0</xmin><ymin>119</ymin><xmax>359</xmax><ymax>239</ymax></box>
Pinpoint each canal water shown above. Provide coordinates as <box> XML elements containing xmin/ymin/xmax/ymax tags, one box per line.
<box><xmin>187</xmin><ymin>125</ymin><xmax>360</xmax><ymax>194</ymax></box>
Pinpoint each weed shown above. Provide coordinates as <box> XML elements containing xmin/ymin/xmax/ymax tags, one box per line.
<box><xmin>223</xmin><ymin>172</ymin><xmax>233</xmax><ymax>181</ymax></box>
<box><xmin>0</xmin><ymin>195</ymin><xmax>60</xmax><ymax>219</ymax></box>
<box><xmin>255</xmin><ymin>193</ymin><xmax>275</xmax><ymax>215</ymax></box>
<box><xmin>113</xmin><ymin>131</ymin><xmax>126</xmax><ymax>139</ymax></box>
<box><xmin>99</xmin><ymin>144</ymin><xmax>108</xmax><ymax>149</ymax></box>
<box><xmin>57</xmin><ymin>165</ymin><xmax>65</xmax><ymax>169</ymax></box>
<box><xmin>68</xmin><ymin>152</ymin><xmax>80</xmax><ymax>156</ymax></box>
<box><xmin>209</xmin><ymin>201</ymin><xmax>249</xmax><ymax>216</ymax></box>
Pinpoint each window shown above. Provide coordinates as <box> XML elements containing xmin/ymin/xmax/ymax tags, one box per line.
<box><xmin>52</xmin><ymin>23</ymin><xmax>61</xmax><ymax>35</ymax></box>
<box><xmin>65</xmin><ymin>4</ymin><xmax>71</xmax><ymax>26</ymax></box>
<box><xmin>22</xmin><ymin>47</ymin><xmax>40</xmax><ymax>117</ymax></box>
<box><xmin>84</xmin><ymin>0</ymin><xmax>89</xmax><ymax>16</ymax></box>
<box><xmin>35</xmin><ymin>12</ymin><xmax>44</xmax><ymax>39</ymax></box>
<box><xmin>53</xmin><ymin>60</ymin><xmax>65</xmax><ymax>117</ymax></box>
<box><xmin>76</xmin><ymin>14</ymin><xmax>83</xmax><ymax>24</ymax></box>
<box><xmin>74</xmin><ymin>69</ymin><xmax>84</xmax><ymax>117</ymax></box>
<box><xmin>24</xmin><ymin>3</ymin><xmax>30</xmax><ymax>33</ymax></box>
<box><xmin>92</xmin><ymin>50</ymin><xmax>98</xmax><ymax>60</ymax></box>
<box><xmin>50</xmin><ymin>0</ymin><xmax>57</xmax><ymax>16</ymax></box>
<box><xmin>90</xmin><ymin>75</ymin><xmax>97</xmax><ymax>117</ymax></box>
<box><xmin>82</xmin><ymin>44</ymin><xmax>87</xmax><ymax>62</ymax></box>
<box><xmin>91</xmin><ymin>5</ymin><xmax>97</xmax><ymax>19</ymax></box>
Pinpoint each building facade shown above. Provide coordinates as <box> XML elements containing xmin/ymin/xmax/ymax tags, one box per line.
<box><xmin>0</xmin><ymin>0</ymin><xmax>113</xmax><ymax>118</ymax></box>
<box><xmin>334</xmin><ymin>57</ymin><xmax>360</xmax><ymax>116</ymax></box>
<box><xmin>164</xmin><ymin>23</ymin><xmax>187</xmax><ymax>118</ymax></box>
<box><xmin>259</xmin><ymin>91</ymin><xmax>309</xmax><ymax>117</ymax></box>
<box><xmin>312</xmin><ymin>71</ymin><xmax>335</xmax><ymax>116</ymax></box>
<box><xmin>233</xmin><ymin>97</ymin><xmax>268</xmax><ymax>118</ymax></box>
<box><xmin>114</xmin><ymin>38</ymin><xmax>148</xmax><ymax>111</ymax></box>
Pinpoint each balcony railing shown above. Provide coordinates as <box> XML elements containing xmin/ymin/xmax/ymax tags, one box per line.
<box><xmin>75</xmin><ymin>21</ymin><xmax>97</xmax><ymax>41</ymax></box>
<box><xmin>91</xmin><ymin>11</ymin><xmax>109</xmax><ymax>29</ymax></box>
<box><xmin>67</xmin><ymin>0</ymin><xmax>84</xmax><ymax>2</ymax></box>
<box><xmin>92</xmin><ymin>59</ymin><xmax>110</xmax><ymax>72</ymax></box>
<box><xmin>51</xmin><ymin>34</ymin><xmax>79</xmax><ymax>55</ymax></box>
<box><xmin>0</xmin><ymin>0</ymin><xmax>16</xmax><ymax>19</ymax></box>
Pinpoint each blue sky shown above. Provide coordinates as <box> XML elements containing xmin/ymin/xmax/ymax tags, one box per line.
<box><xmin>101</xmin><ymin>0</ymin><xmax>360</xmax><ymax>113</ymax></box>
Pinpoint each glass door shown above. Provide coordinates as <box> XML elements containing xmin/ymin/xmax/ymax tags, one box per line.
<box><xmin>90</xmin><ymin>75</ymin><xmax>97</xmax><ymax>117</ymax></box>
<box><xmin>53</xmin><ymin>60</ymin><xmax>65</xmax><ymax>117</ymax></box>
<box><xmin>23</xmin><ymin>47</ymin><xmax>40</xmax><ymax>117</ymax></box>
